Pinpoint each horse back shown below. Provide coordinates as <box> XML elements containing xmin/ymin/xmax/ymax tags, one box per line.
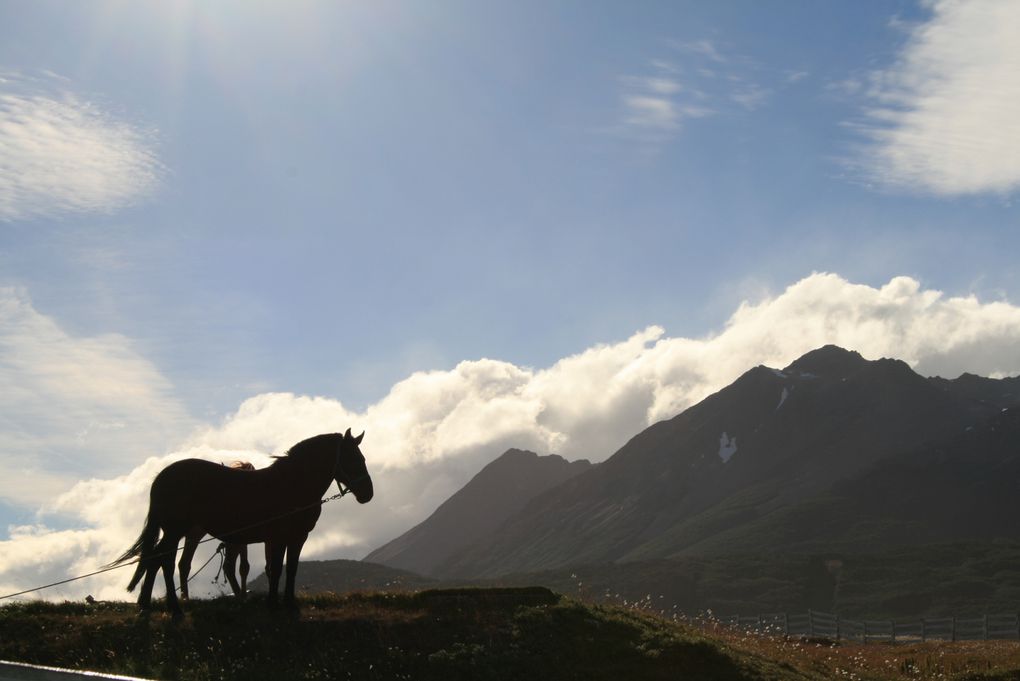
<box><xmin>150</xmin><ymin>459</ymin><xmax>321</xmax><ymax>544</ymax></box>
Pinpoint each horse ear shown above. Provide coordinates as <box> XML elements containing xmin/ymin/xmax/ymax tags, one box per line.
<box><xmin>354</xmin><ymin>431</ymin><xmax>364</xmax><ymax>445</ymax></box>
<box><xmin>344</xmin><ymin>428</ymin><xmax>352</xmax><ymax>440</ymax></box>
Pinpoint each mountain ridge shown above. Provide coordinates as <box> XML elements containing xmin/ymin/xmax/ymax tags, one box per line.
<box><xmin>367</xmin><ymin>346</ymin><xmax>1020</xmax><ymax>585</ymax></box>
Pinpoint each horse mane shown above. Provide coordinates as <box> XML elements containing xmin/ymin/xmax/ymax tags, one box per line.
<box><xmin>268</xmin><ymin>433</ymin><xmax>338</xmax><ymax>466</ymax></box>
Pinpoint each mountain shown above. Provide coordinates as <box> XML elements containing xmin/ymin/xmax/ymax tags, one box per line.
<box><xmin>248</xmin><ymin>558</ymin><xmax>438</xmax><ymax>594</ymax></box>
<box><xmin>378</xmin><ymin>346</ymin><xmax>1020</xmax><ymax>580</ymax></box>
<box><xmin>365</xmin><ymin>449</ymin><xmax>591</xmax><ymax>576</ymax></box>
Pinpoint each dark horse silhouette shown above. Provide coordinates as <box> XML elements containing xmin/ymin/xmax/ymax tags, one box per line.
<box><xmin>110</xmin><ymin>430</ymin><xmax>373</xmax><ymax>618</ymax></box>
<box><xmin>179</xmin><ymin>461</ymin><xmax>256</xmax><ymax>602</ymax></box>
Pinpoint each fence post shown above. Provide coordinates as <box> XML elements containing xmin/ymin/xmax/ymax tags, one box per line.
<box><xmin>835</xmin><ymin>614</ymin><xmax>840</xmax><ymax>642</ymax></box>
<box><xmin>891</xmin><ymin>621</ymin><xmax>896</xmax><ymax>644</ymax></box>
<box><xmin>863</xmin><ymin>621</ymin><xmax>869</xmax><ymax>644</ymax></box>
<box><xmin>783</xmin><ymin>612</ymin><xmax>788</xmax><ymax>636</ymax></box>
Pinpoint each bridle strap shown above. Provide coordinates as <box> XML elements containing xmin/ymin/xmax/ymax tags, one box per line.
<box><xmin>333</xmin><ymin>437</ymin><xmax>369</xmax><ymax>497</ymax></box>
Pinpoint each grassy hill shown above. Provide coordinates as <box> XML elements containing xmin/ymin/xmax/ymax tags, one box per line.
<box><xmin>3</xmin><ymin>588</ymin><xmax>1020</xmax><ymax>681</ymax></box>
<box><xmin>1</xmin><ymin>588</ymin><xmax>815</xmax><ymax>681</ymax></box>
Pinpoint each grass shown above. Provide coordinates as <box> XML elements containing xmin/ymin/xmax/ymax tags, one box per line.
<box><xmin>2</xmin><ymin>588</ymin><xmax>1019</xmax><ymax>680</ymax></box>
<box><xmin>0</xmin><ymin>587</ymin><xmax>816</xmax><ymax>681</ymax></box>
<box><xmin>703</xmin><ymin>619</ymin><xmax>1020</xmax><ymax>681</ymax></box>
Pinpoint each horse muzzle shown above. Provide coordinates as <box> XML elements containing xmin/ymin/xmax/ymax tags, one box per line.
<box><xmin>354</xmin><ymin>481</ymin><xmax>374</xmax><ymax>504</ymax></box>
<box><xmin>340</xmin><ymin>477</ymin><xmax>373</xmax><ymax>504</ymax></box>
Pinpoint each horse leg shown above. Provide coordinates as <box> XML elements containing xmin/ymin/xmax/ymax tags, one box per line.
<box><xmin>238</xmin><ymin>544</ymin><xmax>250</xmax><ymax>597</ymax></box>
<box><xmin>266</xmin><ymin>542</ymin><xmax>286</xmax><ymax>607</ymax></box>
<box><xmin>155</xmin><ymin>534</ymin><xmax>184</xmax><ymax>620</ymax></box>
<box><xmin>223</xmin><ymin>545</ymin><xmax>242</xmax><ymax>597</ymax></box>
<box><xmin>177</xmin><ymin>528</ymin><xmax>202</xmax><ymax>602</ymax></box>
<box><xmin>283</xmin><ymin>533</ymin><xmax>308</xmax><ymax>607</ymax></box>
<box><xmin>138</xmin><ymin>552</ymin><xmax>161</xmax><ymax>612</ymax></box>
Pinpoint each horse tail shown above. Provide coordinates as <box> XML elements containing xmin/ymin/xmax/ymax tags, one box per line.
<box><xmin>107</xmin><ymin>510</ymin><xmax>160</xmax><ymax>592</ymax></box>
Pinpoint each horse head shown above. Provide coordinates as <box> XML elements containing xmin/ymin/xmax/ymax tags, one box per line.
<box><xmin>335</xmin><ymin>428</ymin><xmax>374</xmax><ymax>503</ymax></box>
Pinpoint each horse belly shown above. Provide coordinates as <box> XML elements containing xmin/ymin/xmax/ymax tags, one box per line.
<box><xmin>211</xmin><ymin>507</ymin><xmax>322</xmax><ymax>545</ymax></box>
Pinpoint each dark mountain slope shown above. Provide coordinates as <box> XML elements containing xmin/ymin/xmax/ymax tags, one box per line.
<box><xmin>365</xmin><ymin>449</ymin><xmax>591</xmax><ymax>576</ymax></box>
<box><xmin>930</xmin><ymin>371</ymin><xmax>1020</xmax><ymax>408</ymax></box>
<box><xmin>433</xmin><ymin>346</ymin><xmax>1017</xmax><ymax>578</ymax></box>
<box><xmin>679</xmin><ymin>404</ymin><xmax>1020</xmax><ymax>557</ymax></box>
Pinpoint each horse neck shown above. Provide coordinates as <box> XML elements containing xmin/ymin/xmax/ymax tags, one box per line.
<box><xmin>273</xmin><ymin>446</ymin><xmax>335</xmax><ymax>499</ymax></box>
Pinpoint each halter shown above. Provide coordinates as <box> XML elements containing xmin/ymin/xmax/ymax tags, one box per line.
<box><xmin>333</xmin><ymin>437</ymin><xmax>370</xmax><ymax>497</ymax></box>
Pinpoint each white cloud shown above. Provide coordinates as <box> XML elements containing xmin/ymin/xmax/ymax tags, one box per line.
<box><xmin>614</xmin><ymin>40</ymin><xmax>776</xmax><ymax>149</ymax></box>
<box><xmin>616</xmin><ymin>64</ymin><xmax>714</xmax><ymax>147</ymax></box>
<box><xmin>0</xmin><ymin>287</ymin><xmax>195</xmax><ymax>506</ymax></box>
<box><xmin>623</xmin><ymin>95</ymin><xmax>681</xmax><ymax>131</ymax></box>
<box><xmin>852</xmin><ymin>0</ymin><xmax>1020</xmax><ymax>196</ymax></box>
<box><xmin>0</xmin><ymin>72</ymin><xmax>162</xmax><ymax>221</ymax></box>
<box><xmin>730</xmin><ymin>83</ymin><xmax>771</xmax><ymax>111</ymax></box>
<box><xmin>676</xmin><ymin>39</ymin><xmax>728</xmax><ymax>64</ymax></box>
<box><xmin>630</xmin><ymin>77</ymin><xmax>682</xmax><ymax>96</ymax></box>
<box><xmin>4</xmin><ymin>273</ymin><xmax>1020</xmax><ymax>602</ymax></box>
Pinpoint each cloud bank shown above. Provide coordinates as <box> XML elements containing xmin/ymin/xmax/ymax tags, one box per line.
<box><xmin>0</xmin><ymin>72</ymin><xmax>162</xmax><ymax>221</ymax></box>
<box><xmin>3</xmin><ymin>273</ymin><xmax>1020</xmax><ymax>601</ymax></box>
<box><xmin>0</xmin><ymin>287</ymin><xmax>195</xmax><ymax>506</ymax></box>
<box><xmin>854</xmin><ymin>0</ymin><xmax>1020</xmax><ymax>196</ymax></box>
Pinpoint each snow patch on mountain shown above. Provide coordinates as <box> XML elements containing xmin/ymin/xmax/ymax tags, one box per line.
<box><xmin>776</xmin><ymin>387</ymin><xmax>790</xmax><ymax>410</ymax></box>
<box><xmin>718</xmin><ymin>432</ymin><xmax>738</xmax><ymax>463</ymax></box>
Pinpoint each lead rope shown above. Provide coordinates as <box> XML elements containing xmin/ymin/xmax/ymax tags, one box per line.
<box><xmin>186</xmin><ymin>544</ymin><xmax>225</xmax><ymax>589</ymax></box>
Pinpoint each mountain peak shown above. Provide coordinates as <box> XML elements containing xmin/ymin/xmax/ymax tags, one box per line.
<box><xmin>365</xmin><ymin>448</ymin><xmax>591</xmax><ymax>576</ymax></box>
<box><xmin>784</xmin><ymin>345</ymin><xmax>865</xmax><ymax>377</ymax></box>
<box><xmin>492</xmin><ymin>448</ymin><xmax>541</xmax><ymax>464</ymax></box>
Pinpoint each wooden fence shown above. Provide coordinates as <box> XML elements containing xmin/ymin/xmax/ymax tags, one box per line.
<box><xmin>719</xmin><ymin>610</ymin><xmax>1020</xmax><ymax>643</ymax></box>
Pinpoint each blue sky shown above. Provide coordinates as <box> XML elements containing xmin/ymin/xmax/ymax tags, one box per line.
<box><xmin>3</xmin><ymin>0</ymin><xmax>1015</xmax><ymax>411</ymax></box>
<box><xmin>2</xmin><ymin>1</ymin><xmax>1020</xmax><ymax>597</ymax></box>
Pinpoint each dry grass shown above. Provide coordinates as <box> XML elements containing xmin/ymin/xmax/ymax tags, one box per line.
<box><xmin>677</xmin><ymin>617</ymin><xmax>1020</xmax><ymax>680</ymax></box>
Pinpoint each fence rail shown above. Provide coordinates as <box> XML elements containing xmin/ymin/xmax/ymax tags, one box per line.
<box><xmin>719</xmin><ymin>610</ymin><xmax>1020</xmax><ymax>643</ymax></box>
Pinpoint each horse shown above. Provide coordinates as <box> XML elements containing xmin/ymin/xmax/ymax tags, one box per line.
<box><xmin>110</xmin><ymin>430</ymin><xmax>373</xmax><ymax>618</ymax></box>
<box><xmin>178</xmin><ymin>461</ymin><xmax>256</xmax><ymax>602</ymax></box>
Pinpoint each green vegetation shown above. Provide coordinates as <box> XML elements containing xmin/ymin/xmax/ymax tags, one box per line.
<box><xmin>4</xmin><ymin>587</ymin><xmax>1020</xmax><ymax>680</ymax></box>
<box><xmin>1</xmin><ymin>588</ymin><xmax>817</xmax><ymax>680</ymax></box>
